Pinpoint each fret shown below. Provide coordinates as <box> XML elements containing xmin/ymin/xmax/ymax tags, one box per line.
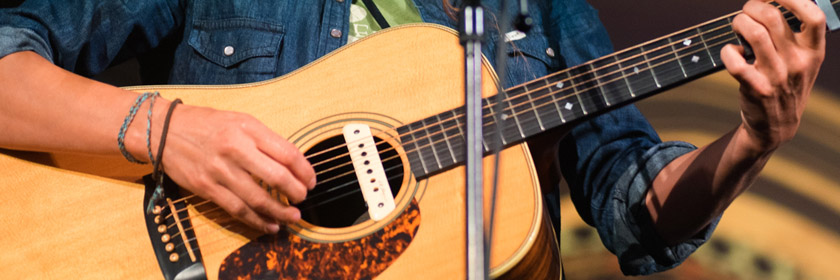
<box><xmin>436</xmin><ymin>114</ymin><xmax>459</xmax><ymax>165</ymax></box>
<box><xmin>522</xmin><ymin>78</ymin><xmax>565</xmax><ymax>129</ymax></box>
<box><xmin>543</xmin><ymin>70</ymin><xmax>585</xmax><ymax>122</ymax></box>
<box><xmin>726</xmin><ymin>16</ymin><xmax>746</xmax><ymax>47</ymax></box>
<box><xmin>696</xmin><ymin>27</ymin><xmax>717</xmax><ymax>67</ymax></box>
<box><xmin>450</xmin><ymin>108</ymin><xmax>486</xmax><ymax>153</ymax></box>
<box><xmin>666</xmin><ymin>36</ymin><xmax>689</xmax><ymax>78</ymax></box>
<box><xmin>419</xmin><ymin>117</ymin><xmax>444</xmax><ymax>169</ymax></box>
<box><xmin>522</xmin><ymin>83</ymin><xmax>546</xmax><ymax>132</ymax></box>
<box><xmin>616</xmin><ymin>55</ymin><xmax>635</xmax><ymax>97</ymax></box>
<box><xmin>397</xmin><ymin>125</ymin><xmax>429</xmax><ymax>176</ymax></box>
<box><xmin>616</xmin><ymin>48</ymin><xmax>659</xmax><ymax>97</ymax></box>
<box><xmin>701</xmin><ymin>17</ymin><xmax>739</xmax><ymax>67</ymax></box>
<box><xmin>640</xmin><ymin>38</ymin><xmax>684</xmax><ymax>87</ymax></box>
<box><xmin>540</xmin><ymin>73</ymin><xmax>568</xmax><ymax>123</ymax></box>
<box><xmin>569</xmin><ymin>63</ymin><xmax>609</xmax><ymax>115</ymax></box>
<box><xmin>483</xmin><ymin>99</ymin><xmax>509</xmax><ymax>146</ymax></box>
<box><xmin>409</xmin><ymin>122</ymin><xmax>435</xmax><ymax>175</ymax></box>
<box><xmin>638</xmin><ymin>45</ymin><xmax>662</xmax><ymax>88</ymax></box>
<box><xmin>506</xmin><ymin>84</ymin><xmax>545</xmax><ymax>138</ymax></box>
<box><xmin>591</xmin><ymin>55</ymin><xmax>635</xmax><ymax>106</ymax></box>
<box><xmin>501</xmin><ymin>88</ymin><xmax>530</xmax><ymax>139</ymax></box>
<box><xmin>672</xmin><ymin>29</ymin><xmax>717</xmax><ymax>77</ymax></box>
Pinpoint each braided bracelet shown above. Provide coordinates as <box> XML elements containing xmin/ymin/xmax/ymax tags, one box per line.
<box><xmin>117</xmin><ymin>92</ymin><xmax>159</xmax><ymax>164</ymax></box>
<box><xmin>145</xmin><ymin>93</ymin><xmax>160</xmax><ymax>165</ymax></box>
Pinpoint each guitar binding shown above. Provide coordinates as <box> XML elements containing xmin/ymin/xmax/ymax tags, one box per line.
<box><xmin>143</xmin><ymin>174</ymin><xmax>208</xmax><ymax>280</ymax></box>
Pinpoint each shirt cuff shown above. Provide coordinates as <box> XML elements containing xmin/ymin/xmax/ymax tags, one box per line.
<box><xmin>611</xmin><ymin>140</ymin><xmax>722</xmax><ymax>275</ymax></box>
<box><xmin>0</xmin><ymin>26</ymin><xmax>53</xmax><ymax>63</ymax></box>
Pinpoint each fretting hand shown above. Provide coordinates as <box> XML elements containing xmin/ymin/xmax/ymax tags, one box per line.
<box><xmin>722</xmin><ymin>0</ymin><xmax>826</xmax><ymax>153</ymax></box>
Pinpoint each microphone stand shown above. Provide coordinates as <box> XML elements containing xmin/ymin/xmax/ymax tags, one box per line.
<box><xmin>457</xmin><ymin>1</ymin><xmax>487</xmax><ymax>279</ymax></box>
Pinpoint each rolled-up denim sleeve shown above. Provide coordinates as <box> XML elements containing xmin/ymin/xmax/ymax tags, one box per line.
<box><xmin>0</xmin><ymin>26</ymin><xmax>54</xmax><ymax>63</ymax></box>
<box><xmin>0</xmin><ymin>0</ymin><xmax>184</xmax><ymax>75</ymax></box>
<box><xmin>610</xmin><ymin>138</ymin><xmax>721</xmax><ymax>275</ymax></box>
<box><xmin>558</xmin><ymin>105</ymin><xmax>721</xmax><ymax>275</ymax></box>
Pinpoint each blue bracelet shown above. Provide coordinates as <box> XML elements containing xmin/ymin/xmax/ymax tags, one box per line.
<box><xmin>145</xmin><ymin>92</ymin><xmax>160</xmax><ymax>165</ymax></box>
<box><xmin>117</xmin><ymin>92</ymin><xmax>158</xmax><ymax>164</ymax></box>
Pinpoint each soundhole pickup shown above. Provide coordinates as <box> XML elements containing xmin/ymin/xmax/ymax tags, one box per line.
<box><xmin>343</xmin><ymin>124</ymin><xmax>396</xmax><ymax>221</ymax></box>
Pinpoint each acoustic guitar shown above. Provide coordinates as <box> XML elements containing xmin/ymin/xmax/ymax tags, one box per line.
<box><xmin>1</xmin><ymin>1</ymin><xmax>837</xmax><ymax>279</ymax></box>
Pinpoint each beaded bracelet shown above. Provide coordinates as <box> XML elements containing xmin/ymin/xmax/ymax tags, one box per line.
<box><xmin>117</xmin><ymin>92</ymin><xmax>159</xmax><ymax>164</ymax></box>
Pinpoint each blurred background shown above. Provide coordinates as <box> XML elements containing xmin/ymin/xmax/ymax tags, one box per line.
<box><xmin>559</xmin><ymin>1</ymin><xmax>840</xmax><ymax>279</ymax></box>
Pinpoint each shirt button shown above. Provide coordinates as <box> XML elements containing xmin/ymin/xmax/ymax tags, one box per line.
<box><xmin>545</xmin><ymin>47</ymin><xmax>555</xmax><ymax>58</ymax></box>
<box><xmin>223</xmin><ymin>46</ymin><xmax>235</xmax><ymax>56</ymax></box>
<box><xmin>330</xmin><ymin>28</ymin><xmax>342</xmax><ymax>38</ymax></box>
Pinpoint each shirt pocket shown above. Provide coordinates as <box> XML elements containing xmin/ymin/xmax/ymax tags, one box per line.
<box><xmin>186</xmin><ymin>18</ymin><xmax>284</xmax><ymax>84</ymax></box>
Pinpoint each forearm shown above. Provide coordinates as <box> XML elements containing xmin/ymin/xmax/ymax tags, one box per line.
<box><xmin>0</xmin><ymin>51</ymin><xmax>165</xmax><ymax>160</ymax></box>
<box><xmin>646</xmin><ymin>124</ymin><xmax>773</xmax><ymax>245</ymax></box>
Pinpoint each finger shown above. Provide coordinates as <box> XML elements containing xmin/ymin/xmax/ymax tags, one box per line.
<box><xmin>218</xmin><ymin>161</ymin><xmax>304</xmax><ymax>223</ymax></box>
<box><xmin>248</xmin><ymin>124</ymin><xmax>317</xmax><ymax>189</ymax></box>
<box><xmin>721</xmin><ymin>44</ymin><xmax>773</xmax><ymax>96</ymax></box>
<box><xmin>774</xmin><ymin>0</ymin><xmax>827</xmax><ymax>48</ymax></box>
<box><xmin>742</xmin><ymin>0</ymin><xmax>794</xmax><ymax>51</ymax></box>
<box><xmin>203</xmin><ymin>180</ymin><xmax>286</xmax><ymax>234</ymax></box>
<box><xmin>731</xmin><ymin>13</ymin><xmax>787</xmax><ymax>80</ymax></box>
<box><xmin>234</xmin><ymin>150</ymin><xmax>309</xmax><ymax>203</ymax></box>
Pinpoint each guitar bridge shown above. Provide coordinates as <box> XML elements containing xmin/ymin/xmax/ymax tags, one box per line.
<box><xmin>143</xmin><ymin>175</ymin><xmax>207</xmax><ymax>280</ymax></box>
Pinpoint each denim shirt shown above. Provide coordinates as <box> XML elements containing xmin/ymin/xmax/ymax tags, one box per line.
<box><xmin>0</xmin><ymin>0</ymin><xmax>719</xmax><ymax>275</ymax></box>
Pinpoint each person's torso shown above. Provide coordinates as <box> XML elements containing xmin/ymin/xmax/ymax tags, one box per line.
<box><xmin>166</xmin><ymin>0</ymin><xmax>611</xmax><ymax>88</ymax></box>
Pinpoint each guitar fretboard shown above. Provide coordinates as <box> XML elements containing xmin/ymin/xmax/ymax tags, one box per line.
<box><xmin>398</xmin><ymin>2</ymin><xmax>837</xmax><ymax>179</ymax></box>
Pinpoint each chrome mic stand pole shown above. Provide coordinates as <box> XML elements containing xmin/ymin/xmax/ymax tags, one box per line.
<box><xmin>458</xmin><ymin>1</ymin><xmax>487</xmax><ymax>279</ymax></box>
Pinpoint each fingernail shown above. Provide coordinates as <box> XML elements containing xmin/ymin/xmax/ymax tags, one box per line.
<box><xmin>266</xmin><ymin>223</ymin><xmax>280</xmax><ymax>234</ymax></box>
<box><xmin>309</xmin><ymin>177</ymin><xmax>317</xmax><ymax>189</ymax></box>
<box><xmin>291</xmin><ymin>210</ymin><xmax>301</xmax><ymax>221</ymax></box>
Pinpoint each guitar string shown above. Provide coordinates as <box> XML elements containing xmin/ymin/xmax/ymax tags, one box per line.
<box><xmin>165</xmin><ymin>164</ymin><xmax>405</xmax><ymax>225</ymax></box>
<box><xmin>298</xmin><ymin>12</ymin><xmax>743</xmax><ymax>168</ymax></box>
<box><xmin>298</xmin><ymin>10</ymin><xmax>752</xmax><ymax>174</ymax></box>
<box><xmin>160</xmin><ymin>6</ymin><xmax>804</xmax><ymax>221</ymax></box>
<box><xmin>292</xmin><ymin>23</ymin><xmax>743</xmax><ymax>181</ymax></box>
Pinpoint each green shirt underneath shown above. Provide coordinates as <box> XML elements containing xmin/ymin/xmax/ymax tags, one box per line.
<box><xmin>348</xmin><ymin>0</ymin><xmax>423</xmax><ymax>42</ymax></box>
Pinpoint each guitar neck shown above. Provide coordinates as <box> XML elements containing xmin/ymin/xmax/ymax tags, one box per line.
<box><xmin>400</xmin><ymin>1</ymin><xmax>840</xmax><ymax>179</ymax></box>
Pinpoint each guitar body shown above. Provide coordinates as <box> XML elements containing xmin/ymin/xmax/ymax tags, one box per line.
<box><xmin>0</xmin><ymin>24</ymin><xmax>559</xmax><ymax>279</ymax></box>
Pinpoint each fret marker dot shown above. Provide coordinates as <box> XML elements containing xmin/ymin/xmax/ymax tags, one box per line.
<box><xmin>691</xmin><ymin>55</ymin><xmax>700</xmax><ymax>63</ymax></box>
<box><xmin>556</xmin><ymin>81</ymin><xmax>564</xmax><ymax>89</ymax></box>
<box><xmin>633</xmin><ymin>67</ymin><xmax>640</xmax><ymax>74</ymax></box>
<box><xmin>501</xmin><ymin>113</ymin><xmax>510</xmax><ymax>120</ymax></box>
<box><xmin>564</xmin><ymin>102</ymin><xmax>574</xmax><ymax>110</ymax></box>
<box><xmin>683</xmin><ymin>39</ymin><xmax>692</xmax><ymax>46</ymax></box>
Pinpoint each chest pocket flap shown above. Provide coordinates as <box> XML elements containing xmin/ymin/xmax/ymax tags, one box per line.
<box><xmin>188</xmin><ymin>18</ymin><xmax>284</xmax><ymax>68</ymax></box>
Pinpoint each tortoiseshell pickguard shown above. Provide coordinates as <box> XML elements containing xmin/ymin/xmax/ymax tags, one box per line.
<box><xmin>219</xmin><ymin>199</ymin><xmax>421</xmax><ymax>280</ymax></box>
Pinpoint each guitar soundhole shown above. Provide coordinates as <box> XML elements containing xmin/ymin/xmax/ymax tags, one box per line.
<box><xmin>296</xmin><ymin>135</ymin><xmax>403</xmax><ymax>228</ymax></box>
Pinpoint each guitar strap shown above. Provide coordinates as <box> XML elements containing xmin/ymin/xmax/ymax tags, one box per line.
<box><xmin>361</xmin><ymin>0</ymin><xmax>391</xmax><ymax>29</ymax></box>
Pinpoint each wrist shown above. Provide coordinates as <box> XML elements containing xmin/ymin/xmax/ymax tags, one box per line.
<box><xmin>123</xmin><ymin>94</ymin><xmax>172</xmax><ymax>163</ymax></box>
<box><xmin>734</xmin><ymin>122</ymin><xmax>778</xmax><ymax>160</ymax></box>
